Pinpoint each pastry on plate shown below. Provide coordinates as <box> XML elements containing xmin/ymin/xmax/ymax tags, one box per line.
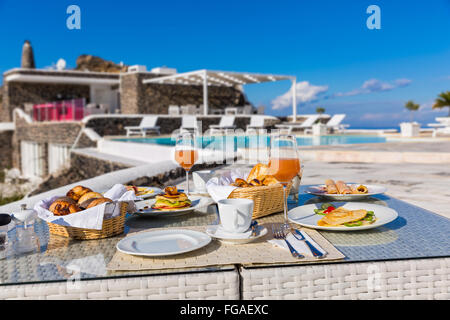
<box><xmin>351</xmin><ymin>185</ymin><xmax>369</xmax><ymax>194</ymax></box>
<box><xmin>151</xmin><ymin>186</ymin><xmax>191</xmax><ymax>210</ymax></box>
<box><xmin>335</xmin><ymin>180</ymin><xmax>352</xmax><ymax>195</ymax></box>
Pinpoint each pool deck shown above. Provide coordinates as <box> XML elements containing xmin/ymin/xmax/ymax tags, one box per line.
<box><xmin>300</xmin><ymin>140</ymin><xmax>450</xmax><ymax>164</ymax></box>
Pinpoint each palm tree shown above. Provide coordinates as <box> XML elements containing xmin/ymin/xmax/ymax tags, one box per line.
<box><xmin>404</xmin><ymin>100</ymin><xmax>420</xmax><ymax>122</ymax></box>
<box><xmin>316</xmin><ymin>107</ymin><xmax>325</xmax><ymax>114</ymax></box>
<box><xmin>432</xmin><ymin>91</ymin><xmax>450</xmax><ymax>116</ymax></box>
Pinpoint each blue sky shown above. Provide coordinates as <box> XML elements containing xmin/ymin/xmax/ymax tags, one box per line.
<box><xmin>0</xmin><ymin>0</ymin><xmax>449</xmax><ymax>128</ymax></box>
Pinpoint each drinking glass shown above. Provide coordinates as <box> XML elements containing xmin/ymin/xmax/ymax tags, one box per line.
<box><xmin>268</xmin><ymin>133</ymin><xmax>301</xmax><ymax>229</ymax></box>
<box><xmin>174</xmin><ymin>132</ymin><xmax>198</xmax><ymax>195</ymax></box>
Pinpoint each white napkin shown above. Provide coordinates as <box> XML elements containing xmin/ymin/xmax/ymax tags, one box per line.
<box><xmin>104</xmin><ymin>184</ymin><xmax>142</xmax><ymax>213</ymax></box>
<box><xmin>206</xmin><ymin>168</ymin><xmax>251</xmax><ymax>203</ymax></box>
<box><xmin>268</xmin><ymin>229</ymin><xmax>327</xmax><ymax>258</ymax></box>
<box><xmin>34</xmin><ymin>184</ymin><xmax>142</xmax><ymax>230</ymax></box>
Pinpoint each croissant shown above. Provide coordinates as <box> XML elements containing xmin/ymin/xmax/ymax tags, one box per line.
<box><xmin>49</xmin><ymin>199</ymin><xmax>81</xmax><ymax>216</ymax></box>
<box><xmin>261</xmin><ymin>175</ymin><xmax>279</xmax><ymax>186</ymax></box>
<box><xmin>248</xmin><ymin>178</ymin><xmax>262</xmax><ymax>187</ymax></box>
<box><xmin>247</xmin><ymin>163</ymin><xmax>269</xmax><ymax>183</ymax></box>
<box><xmin>230</xmin><ymin>178</ymin><xmax>249</xmax><ymax>188</ymax></box>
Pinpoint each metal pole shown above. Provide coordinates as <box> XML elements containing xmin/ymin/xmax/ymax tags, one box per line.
<box><xmin>292</xmin><ymin>77</ymin><xmax>297</xmax><ymax>122</ymax></box>
<box><xmin>203</xmin><ymin>70</ymin><xmax>208</xmax><ymax>116</ymax></box>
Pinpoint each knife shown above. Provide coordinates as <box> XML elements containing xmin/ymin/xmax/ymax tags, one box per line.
<box><xmin>293</xmin><ymin>229</ymin><xmax>326</xmax><ymax>258</ymax></box>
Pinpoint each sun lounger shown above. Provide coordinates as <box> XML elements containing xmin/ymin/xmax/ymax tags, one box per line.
<box><xmin>209</xmin><ymin>116</ymin><xmax>236</xmax><ymax>134</ymax></box>
<box><xmin>427</xmin><ymin>117</ymin><xmax>450</xmax><ymax>137</ymax></box>
<box><xmin>325</xmin><ymin>114</ymin><xmax>349</xmax><ymax>133</ymax></box>
<box><xmin>125</xmin><ymin>116</ymin><xmax>160</xmax><ymax>137</ymax></box>
<box><xmin>180</xmin><ymin>115</ymin><xmax>200</xmax><ymax>134</ymax></box>
<box><xmin>275</xmin><ymin>114</ymin><xmax>320</xmax><ymax>133</ymax></box>
<box><xmin>246</xmin><ymin>116</ymin><xmax>267</xmax><ymax>133</ymax></box>
<box><xmin>168</xmin><ymin>105</ymin><xmax>180</xmax><ymax>116</ymax></box>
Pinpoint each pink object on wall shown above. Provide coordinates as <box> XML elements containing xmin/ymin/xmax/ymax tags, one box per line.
<box><xmin>32</xmin><ymin>99</ymin><xmax>85</xmax><ymax>121</ymax></box>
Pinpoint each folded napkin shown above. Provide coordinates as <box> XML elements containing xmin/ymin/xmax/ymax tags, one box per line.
<box><xmin>206</xmin><ymin>168</ymin><xmax>251</xmax><ymax>202</ymax></box>
<box><xmin>268</xmin><ymin>229</ymin><xmax>327</xmax><ymax>258</ymax></box>
<box><xmin>34</xmin><ymin>184</ymin><xmax>142</xmax><ymax>230</ymax></box>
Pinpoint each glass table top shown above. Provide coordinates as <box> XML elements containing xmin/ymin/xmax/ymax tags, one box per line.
<box><xmin>0</xmin><ymin>185</ymin><xmax>449</xmax><ymax>286</ymax></box>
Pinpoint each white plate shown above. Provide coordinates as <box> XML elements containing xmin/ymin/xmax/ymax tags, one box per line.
<box><xmin>205</xmin><ymin>224</ymin><xmax>268</xmax><ymax>244</ymax></box>
<box><xmin>132</xmin><ymin>186</ymin><xmax>162</xmax><ymax>199</ymax></box>
<box><xmin>116</xmin><ymin>229</ymin><xmax>212</xmax><ymax>257</ymax></box>
<box><xmin>288</xmin><ymin>202</ymin><xmax>398</xmax><ymax>231</ymax></box>
<box><xmin>134</xmin><ymin>196</ymin><xmax>210</xmax><ymax>217</ymax></box>
<box><xmin>305</xmin><ymin>184</ymin><xmax>387</xmax><ymax>200</ymax></box>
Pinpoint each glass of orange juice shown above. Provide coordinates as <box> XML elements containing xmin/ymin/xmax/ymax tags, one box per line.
<box><xmin>268</xmin><ymin>133</ymin><xmax>301</xmax><ymax>229</ymax></box>
<box><xmin>175</xmin><ymin>132</ymin><xmax>198</xmax><ymax>195</ymax></box>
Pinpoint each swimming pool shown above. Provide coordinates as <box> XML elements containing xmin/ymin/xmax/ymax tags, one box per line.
<box><xmin>113</xmin><ymin>135</ymin><xmax>386</xmax><ymax>148</ymax></box>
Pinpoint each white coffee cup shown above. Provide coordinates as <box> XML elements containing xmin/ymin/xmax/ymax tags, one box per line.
<box><xmin>217</xmin><ymin>198</ymin><xmax>254</xmax><ymax>233</ymax></box>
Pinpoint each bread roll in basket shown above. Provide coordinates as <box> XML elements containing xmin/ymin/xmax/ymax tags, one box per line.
<box><xmin>36</xmin><ymin>185</ymin><xmax>132</xmax><ymax>240</ymax></box>
<box><xmin>227</xmin><ymin>164</ymin><xmax>294</xmax><ymax>219</ymax></box>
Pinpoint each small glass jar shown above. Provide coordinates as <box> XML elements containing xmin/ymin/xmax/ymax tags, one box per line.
<box><xmin>0</xmin><ymin>213</ymin><xmax>12</xmax><ymax>259</ymax></box>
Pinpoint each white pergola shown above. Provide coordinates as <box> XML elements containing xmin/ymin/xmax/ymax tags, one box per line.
<box><xmin>143</xmin><ymin>69</ymin><xmax>297</xmax><ymax>121</ymax></box>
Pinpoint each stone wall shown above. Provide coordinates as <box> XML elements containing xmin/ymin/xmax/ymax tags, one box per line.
<box><xmin>2</xmin><ymin>81</ymin><xmax>90</xmax><ymax>122</ymax></box>
<box><xmin>12</xmin><ymin>113</ymin><xmax>96</xmax><ymax>174</ymax></box>
<box><xmin>28</xmin><ymin>150</ymin><xmax>131</xmax><ymax>196</ymax></box>
<box><xmin>120</xmin><ymin>72</ymin><xmax>249</xmax><ymax>115</ymax></box>
<box><xmin>0</xmin><ymin>130</ymin><xmax>13</xmax><ymax>169</ymax></box>
<box><xmin>1</xmin><ymin>69</ymin><xmax>119</xmax><ymax>122</ymax></box>
<box><xmin>84</xmin><ymin>115</ymin><xmax>260</xmax><ymax>135</ymax></box>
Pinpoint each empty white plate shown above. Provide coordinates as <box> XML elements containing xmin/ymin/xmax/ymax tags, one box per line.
<box><xmin>116</xmin><ymin>229</ymin><xmax>212</xmax><ymax>257</ymax></box>
<box><xmin>288</xmin><ymin>202</ymin><xmax>398</xmax><ymax>231</ymax></box>
<box><xmin>305</xmin><ymin>184</ymin><xmax>387</xmax><ymax>200</ymax></box>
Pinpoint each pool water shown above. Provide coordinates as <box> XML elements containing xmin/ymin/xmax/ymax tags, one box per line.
<box><xmin>114</xmin><ymin>135</ymin><xmax>386</xmax><ymax>148</ymax></box>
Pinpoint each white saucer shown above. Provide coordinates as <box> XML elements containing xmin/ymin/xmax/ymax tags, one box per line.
<box><xmin>205</xmin><ymin>224</ymin><xmax>268</xmax><ymax>244</ymax></box>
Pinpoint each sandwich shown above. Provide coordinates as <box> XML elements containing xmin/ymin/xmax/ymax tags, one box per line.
<box><xmin>316</xmin><ymin>205</ymin><xmax>376</xmax><ymax>227</ymax></box>
<box><xmin>152</xmin><ymin>186</ymin><xmax>191</xmax><ymax>210</ymax></box>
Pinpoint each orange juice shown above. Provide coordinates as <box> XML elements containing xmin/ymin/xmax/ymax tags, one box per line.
<box><xmin>268</xmin><ymin>158</ymin><xmax>301</xmax><ymax>185</ymax></box>
<box><xmin>175</xmin><ymin>149</ymin><xmax>198</xmax><ymax>171</ymax></box>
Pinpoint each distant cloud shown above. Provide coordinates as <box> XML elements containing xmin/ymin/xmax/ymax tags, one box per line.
<box><xmin>271</xmin><ymin>81</ymin><xmax>328</xmax><ymax>110</ymax></box>
<box><xmin>332</xmin><ymin>78</ymin><xmax>412</xmax><ymax>98</ymax></box>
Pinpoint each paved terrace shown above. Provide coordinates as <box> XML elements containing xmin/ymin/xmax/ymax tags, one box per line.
<box><xmin>300</xmin><ymin>140</ymin><xmax>450</xmax><ymax>164</ymax></box>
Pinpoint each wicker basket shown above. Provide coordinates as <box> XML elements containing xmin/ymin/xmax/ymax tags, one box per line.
<box><xmin>228</xmin><ymin>182</ymin><xmax>292</xmax><ymax>219</ymax></box>
<box><xmin>46</xmin><ymin>202</ymin><xmax>128</xmax><ymax>240</ymax></box>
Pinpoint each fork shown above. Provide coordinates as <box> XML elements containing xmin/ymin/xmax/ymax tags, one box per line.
<box><xmin>291</xmin><ymin>229</ymin><xmax>326</xmax><ymax>258</ymax></box>
<box><xmin>271</xmin><ymin>224</ymin><xmax>304</xmax><ymax>259</ymax></box>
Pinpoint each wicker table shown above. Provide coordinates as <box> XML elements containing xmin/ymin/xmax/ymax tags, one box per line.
<box><xmin>0</xmin><ymin>185</ymin><xmax>448</xmax><ymax>300</ymax></box>
<box><xmin>239</xmin><ymin>187</ymin><xmax>450</xmax><ymax>299</ymax></box>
